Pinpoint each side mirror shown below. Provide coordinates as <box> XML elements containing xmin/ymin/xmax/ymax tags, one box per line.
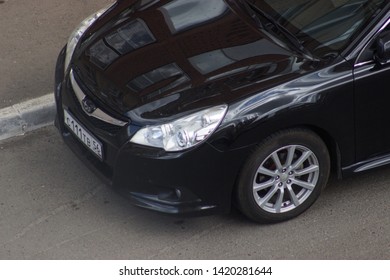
<box><xmin>375</xmin><ymin>31</ymin><xmax>390</xmax><ymax>65</ymax></box>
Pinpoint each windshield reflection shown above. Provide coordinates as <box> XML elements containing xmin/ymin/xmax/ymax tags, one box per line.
<box><xmin>245</xmin><ymin>0</ymin><xmax>387</xmax><ymax>56</ymax></box>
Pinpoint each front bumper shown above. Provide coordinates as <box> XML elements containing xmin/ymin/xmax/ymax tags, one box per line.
<box><xmin>54</xmin><ymin>48</ymin><xmax>247</xmax><ymax>216</ymax></box>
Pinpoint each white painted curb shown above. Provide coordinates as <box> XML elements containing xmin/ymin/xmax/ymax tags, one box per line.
<box><xmin>0</xmin><ymin>93</ymin><xmax>55</xmax><ymax>141</ymax></box>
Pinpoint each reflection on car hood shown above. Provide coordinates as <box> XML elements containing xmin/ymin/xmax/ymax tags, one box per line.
<box><xmin>72</xmin><ymin>0</ymin><xmax>316</xmax><ymax>123</ymax></box>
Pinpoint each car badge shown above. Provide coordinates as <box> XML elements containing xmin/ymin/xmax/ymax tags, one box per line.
<box><xmin>82</xmin><ymin>97</ymin><xmax>97</xmax><ymax>114</ymax></box>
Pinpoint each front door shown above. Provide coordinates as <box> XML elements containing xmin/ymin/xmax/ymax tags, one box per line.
<box><xmin>354</xmin><ymin>20</ymin><xmax>390</xmax><ymax>162</ymax></box>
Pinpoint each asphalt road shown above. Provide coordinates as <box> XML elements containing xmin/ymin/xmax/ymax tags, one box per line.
<box><xmin>0</xmin><ymin>0</ymin><xmax>111</xmax><ymax>109</ymax></box>
<box><xmin>1</xmin><ymin>0</ymin><xmax>389</xmax><ymax>260</ymax></box>
<box><xmin>0</xmin><ymin>126</ymin><xmax>389</xmax><ymax>259</ymax></box>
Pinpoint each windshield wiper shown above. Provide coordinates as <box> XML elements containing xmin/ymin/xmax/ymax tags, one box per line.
<box><xmin>242</xmin><ymin>0</ymin><xmax>317</xmax><ymax>60</ymax></box>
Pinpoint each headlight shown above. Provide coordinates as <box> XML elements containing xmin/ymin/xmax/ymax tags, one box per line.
<box><xmin>64</xmin><ymin>2</ymin><xmax>116</xmax><ymax>74</ymax></box>
<box><xmin>131</xmin><ymin>105</ymin><xmax>228</xmax><ymax>151</ymax></box>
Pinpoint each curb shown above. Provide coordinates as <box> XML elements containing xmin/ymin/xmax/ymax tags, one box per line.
<box><xmin>0</xmin><ymin>93</ymin><xmax>55</xmax><ymax>141</ymax></box>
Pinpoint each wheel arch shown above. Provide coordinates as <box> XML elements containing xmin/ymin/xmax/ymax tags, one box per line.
<box><xmin>230</xmin><ymin>124</ymin><xmax>342</xmax><ymax>208</ymax></box>
<box><xmin>301</xmin><ymin>124</ymin><xmax>342</xmax><ymax>179</ymax></box>
<box><xmin>233</xmin><ymin>125</ymin><xmax>333</xmax><ymax>222</ymax></box>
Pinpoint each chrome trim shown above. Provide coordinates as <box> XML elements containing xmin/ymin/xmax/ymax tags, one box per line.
<box><xmin>378</xmin><ymin>18</ymin><xmax>390</xmax><ymax>33</ymax></box>
<box><xmin>354</xmin><ymin>60</ymin><xmax>374</xmax><ymax>68</ymax></box>
<box><xmin>355</xmin><ymin>156</ymin><xmax>390</xmax><ymax>173</ymax></box>
<box><xmin>69</xmin><ymin>69</ymin><xmax>128</xmax><ymax>127</ymax></box>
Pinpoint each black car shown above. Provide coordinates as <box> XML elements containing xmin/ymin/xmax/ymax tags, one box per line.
<box><xmin>54</xmin><ymin>0</ymin><xmax>390</xmax><ymax>223</ymax></box>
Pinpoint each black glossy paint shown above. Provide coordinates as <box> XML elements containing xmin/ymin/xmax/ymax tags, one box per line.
<box><xmin>55</xmin><ymin>0</ymin><xmax>390</xmax><ymax>215</ymax></box>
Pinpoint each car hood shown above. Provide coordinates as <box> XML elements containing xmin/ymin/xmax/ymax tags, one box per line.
<box><xmin>72</xmin><ymin>0</ymin><xmax>316</xmax><ymax>124</ymax></box>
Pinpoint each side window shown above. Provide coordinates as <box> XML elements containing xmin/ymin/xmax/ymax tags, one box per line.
<box><xmin>357</xmin><ymin>21</ymin><xmax>390</xmax><ymax>64</ymax></box>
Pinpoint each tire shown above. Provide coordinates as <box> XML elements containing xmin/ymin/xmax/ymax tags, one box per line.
<box><xmin>236</xmin><ymin>128</ymin><xmax>330</xmax><ymax>223</ymax></box>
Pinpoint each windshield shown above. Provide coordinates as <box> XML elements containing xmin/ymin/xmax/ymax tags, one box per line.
<box><xmin>243</xmin><ymin>0</ymin><xmax>387</xmax><ymax>58</ymax></box>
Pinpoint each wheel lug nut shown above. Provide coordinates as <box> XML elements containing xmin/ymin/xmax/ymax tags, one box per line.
<box><xmin>278</xmin><ymin>183</ymin><xmax>283</xmax><ymax>187</ymax></box>
<box><xmin>287</xmin><ymin>180</ymin><xmax>292</xmax><ymax>184</ymax></box>
<box><xmin>289</xmin><ymin>171</ymin><xmax>293</xmax><ymax>175</ymax></box>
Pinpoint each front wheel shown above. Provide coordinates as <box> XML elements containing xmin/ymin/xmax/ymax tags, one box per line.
<box><xmin>236</xmin><ymin>129</ymin><xmax>330</xmax><ymax>223</ymax></box>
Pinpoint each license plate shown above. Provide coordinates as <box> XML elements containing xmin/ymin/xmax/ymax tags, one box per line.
<box><xmin>64</xmin><ymin>109</ymin><xmax>103</xmax><ymax>160</ymax></box>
